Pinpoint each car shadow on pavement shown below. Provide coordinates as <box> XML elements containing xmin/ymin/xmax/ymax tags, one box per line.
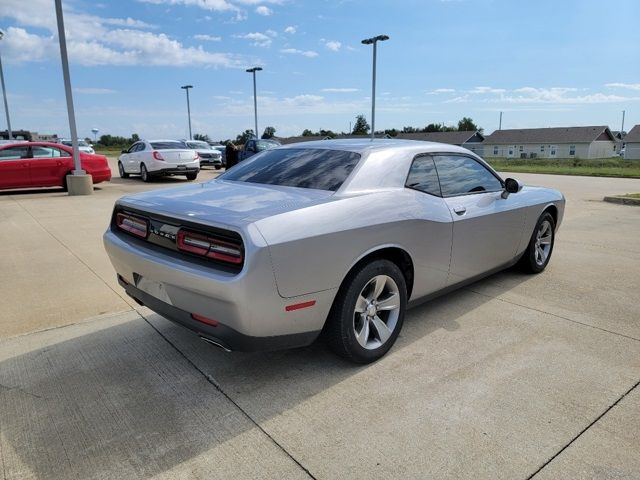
<box><xmin>0</xmin><ymin>268</ymin><xmax>533</xmax><ymax>479</ymax></box>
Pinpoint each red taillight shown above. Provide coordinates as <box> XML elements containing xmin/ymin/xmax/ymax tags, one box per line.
<box><xmin>191</xmin><ymin>313</ymin><xmax>219</xmax><ymax>326</ymax></box>
<box><xmin>116</xmin><ymin>212</ymin><xmax>148</xmax><ymax>238</ymax></box>
<box><xmin>153</xmin><ymin>151</ymin><xmax>164</xmax><ymax>161</ymax></box>
<box><xmin>177</xmin><ymin>229</ymin><xmax>243</xmax><ymax>264</ymax></box>
<box><xmin>285</xmin><ymin>301</ymin><xmax>316</xmax><ymax>312</ymax></box>
<box><xmin>194</xmin><ymin>152</ymin><xmax>200</xmax><ymax>160</ymax></box>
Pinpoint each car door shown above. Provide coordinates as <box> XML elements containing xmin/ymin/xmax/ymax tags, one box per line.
<box><xmin>29</xmin><ymin>146</ymin><xmax>71</xmax><ymax>187</ymax></box>
<box><xmin>433</xmin><ymin>154</ymin><xmax>525</xmax><ymax>284</ymax></box>
<box><xmin>123</xmin><ymin>143</ymin><xmax>141</xmax><ymax>172</ymax></box>
<box><xmin>0</xmin><ymin>146</ymin><xmax>31</xmax><ymax>188</ymax></box>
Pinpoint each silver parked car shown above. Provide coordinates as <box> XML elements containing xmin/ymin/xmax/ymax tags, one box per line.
<box><xmin>104</xmin><ymin>140</ymin><xmax>564</xmax><ymax>363</ymax></box>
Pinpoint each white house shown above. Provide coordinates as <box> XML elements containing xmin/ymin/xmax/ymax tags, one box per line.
<box><xmin>623</xmin><ymin>125</ymin><xmax>640</xmax><ymax>160</ymax></box>
<box><xmin>483</xmin><ymin>126</ymin><xmax>617</xmax><ymax>159</ymax></box>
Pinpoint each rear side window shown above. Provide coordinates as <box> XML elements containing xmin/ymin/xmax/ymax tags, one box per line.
<box><xmin>31</xmin><ymin>147</ymin><xmax>67</xmax><ymax>158</ymax></box>
<box><xmin>406</xmin><ymin>155</ymin><xmax>441</xmax><ymax>196</ymax></box>
<box><xmin>150</xmin><ymin>141</ymin><xmax>186</xmax><ymax>150</ymax></box>
<box><xmin>0</xmin><ymin>147</ymin><xmax>29</xmax><ymax>160</ymax></box>
<box><xmin>434</xmin><ymin>155</ymin><xmax>503</xmax><ymax>196</ymax></box>
<box><xmin>220</xmin><ymin>148</ymin><xmax>361</xmax><ymax>191</ymax></box>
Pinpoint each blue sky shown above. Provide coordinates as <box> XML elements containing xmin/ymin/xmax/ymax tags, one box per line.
<box><xmin>0</xmin><ymin>0</ymin><xmax>639</xmax><ymax>141</ymax></box>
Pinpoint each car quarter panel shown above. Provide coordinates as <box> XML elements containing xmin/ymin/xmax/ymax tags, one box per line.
<box><xmin>254</xmin><ymin>189</ymin><xmax>453</xmax><ymax>299</ymax></box>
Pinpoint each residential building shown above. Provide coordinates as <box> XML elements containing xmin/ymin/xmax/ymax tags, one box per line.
<box><xmin>396</xmin><ymin>130</ymin><xmax>485</xmax><ymax>155</ymax></box>
<box><xmin>623</xmin><ymin>125</ymin><xmax>640</xmax><ymax>160</ymax></box>
<box><xmin>483</xmin><ymin>126</ymin><xmax>617</xmax><ymax>159</ymax></box>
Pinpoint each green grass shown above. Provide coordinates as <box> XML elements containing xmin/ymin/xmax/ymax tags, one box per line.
<box><xmin>487</xmin><ymin>157</ymin><xmax>640</xmax><ymax>178</ymax></box>
<box><xmin>622</xmin><ymin>193</ymin><xmax>640</xmax><ymax>198</ymax></box>
<box><xmin>95</xmin><ymin>147</ymin><xmax>125</xmax><ymax>156</ymax></box>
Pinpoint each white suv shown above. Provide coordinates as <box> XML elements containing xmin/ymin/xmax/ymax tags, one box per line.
<box><xmin>118</xmin><ymin>140</ymin><xmax>200</xmax><ymax>182</ymax></box>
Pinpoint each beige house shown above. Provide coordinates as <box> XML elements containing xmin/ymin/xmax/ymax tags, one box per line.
<box><xmin>483</xmin><ymin>126</ymin><xmax>617</xmax><ymax>159</ymax></box>
<box><xmin>623</xmin><ymin>125</ymin><xmax>640</xmax><ymax>160</ymax></box>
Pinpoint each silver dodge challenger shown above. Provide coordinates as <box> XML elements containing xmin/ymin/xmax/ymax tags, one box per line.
<box><xmin>104</xmin><ymin>139</ymin><xmax>564</xmax><ymax>363</ymax></box>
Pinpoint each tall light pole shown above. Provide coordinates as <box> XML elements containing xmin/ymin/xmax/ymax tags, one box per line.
<box><xmin>246</xmin><ymin>67</ymin><xmax>262</xmax><ymax>138</ymax></box>
<box><xmin>0</xmin><ymin>30</ymin><xmax>13</xmax><ymax>141</ymax></box>
<box><xmin>499</xmin><ymin>111</ymin><xmax>503</xmax><ymax>130</ymax></box>
<box><xmin>361</xmin><ymin>34</ymin><xmax>389</xmax><ymax>140</ymax></box>
<box><xmin>181</xmin><ymin>85</ymin><xmax>193</xmax><ymax>140</ymax></box>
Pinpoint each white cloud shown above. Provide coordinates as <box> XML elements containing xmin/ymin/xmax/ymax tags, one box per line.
<box><xmin>322</xmin><ymin>88</ymin><xmax>359</xmax><ymax>93</ymax></box>
<box><xmin>324</xmin><ymin>40</ymin><xmax>341</xmax><ymax>52</ymax></box>
<box><xmin>441</xmin><ymin>86</ymin><xmax>638</xmax><ymax>105</ymax></box>
<box><xmin>74</xmin><ymin>88</ymin><xmax>117</xmax><ymax>94</ymax></box>
<box><xmin>255</xmin><ymin>5</ymin><xmax>272</xmax><ymax>15</ymax></box>
<box><xmin>265</xmin><ymin>29</ymin><xmax>278</xmax><ymax>37</ymax></box>
<box><xmin>427</xmin><ymin>88</ymin><xmax>456</xmax><ymax>94</ymax></box>
<box><xmin>605</xmin><ymin>83</ymin><xmax>640</xmax><ymax>91</ymax></box>
<box><xmin>234</xmin><ymin>32</ymin><xmax>272</xmax><ymax>47</ymax></box>
<box><xmin>139</xmin><ymin>0</ymin><xmax>238</xmax><ymax>12</ymax></box>
<box><xmin>470</xmin><ymin>86</ymin><xmax>507</xmax><ymax>94</ymax></box>
<box><xmin>194</xmin><ymin>34</ymin><xmax>222</xmax><ymax>41</ymax></box>
<box><xmin>284</xmin><ymin>26</ymin><xmax>296</xmax><ymax>34</ymax></box>
<box><xmin>280</xmin><ymin>48</ymin><xmax>318</xmax><ymax>58</ymax></box>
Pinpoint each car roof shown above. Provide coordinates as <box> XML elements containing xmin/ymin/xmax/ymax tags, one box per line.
<box><xmin>278</xmin><ymin>138</ymin><xmax>474</xmax><ymax>156</ymax></box>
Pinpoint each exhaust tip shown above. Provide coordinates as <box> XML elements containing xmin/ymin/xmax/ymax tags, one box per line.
<box><xmin>199</xmin><ymin>336</ymin><xmax>232</xmax><ymax>352</ymax></box>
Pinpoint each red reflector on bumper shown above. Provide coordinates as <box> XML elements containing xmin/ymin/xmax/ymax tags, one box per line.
<box><xmin>191</xmin><ymin>313</ymin><xmax>219</xmax><ymax>326</ymax></box>
<box><xmin>285</xmin><ymin>300</ymin><xmax>316</xmax><ymax>312</ymax></box>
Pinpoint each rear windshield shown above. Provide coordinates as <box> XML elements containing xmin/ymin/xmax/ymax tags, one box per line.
<box><xmin>186</xmin><ymin>141</ymin><xmax>211</xmax><ymax>150</ymax></box>
<box><xmin>256</xmin><ymin>140</ymin><xmax>280</xmax><ymax>151</ymax></box>
<box><xmin>150</xmin><ymin>141</ymin><xmax>187</xmax><ymax>150</ymax></box>
<box><xmin>219</xmin><ymin>148</ymin><xmax>361</xmax><ymax>191</ymax></box>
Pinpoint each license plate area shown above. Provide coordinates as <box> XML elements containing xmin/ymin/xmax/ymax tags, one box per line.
<box><xmin>134</xmin><ymin>274</ymin><xmax>173</xmax><ymax>305</ymax></box>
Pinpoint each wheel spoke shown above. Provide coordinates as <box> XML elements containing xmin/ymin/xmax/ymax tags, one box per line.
<box><xmin>376</xmin><ymin>293</ymin><xmax>399</xmax><ymax>311</ymax></box>
<box><xmin>355</xmin><ymin>317</ymin><xmax>370</xmax><ymax>347</ymax></box>
<box><xmin>370</xmin><ymin>315</ymin><xmax>392</xmax><ymax>343</ymax></box>
<box><xmin>536</xmin><ymin>246</ymin><xmax>545</xmax><ymax>262</ymax></box>
<box><xmin>539</xmin><ymin>235</ymin><xmax>552</xmax><ymax>245</ymax></box>
<box><xmin>371</xmin><ymin>276</ymin><xmax>386</xmax><ymax>300</ymax></box>
<box><xmin>355</xmin><ymin>295</ymin><xmax>368</xmax><ymax>313</ymax></box>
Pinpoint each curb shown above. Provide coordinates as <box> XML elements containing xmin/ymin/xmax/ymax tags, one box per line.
<box><xmin>603</xmin><ymin>196</ymin><xmax>640</xmax><ymax>206</ymax></box>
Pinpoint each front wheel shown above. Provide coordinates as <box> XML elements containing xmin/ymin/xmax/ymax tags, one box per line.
<box><xmin>186</xmin><ymin>172</ymin><xmax>198</xmax><ymax>181</ymax></box>
<box><xmin>118</xmin><ymin>161</ymin><xmax>129</xmax><ymax>179</ymax></box>
<box><xmin>140</xmin><ymin>163</ymin><xmax>151</xmax><ymax>182</ymax></box>
<box><xmin>519</xmin><ymin>212</ymin><xmax>555</xmax><ymax>273</ymax></box>
<box><xmin>326</xmin><ymin>259</ymin><xmax>407</xmax><ymax>363</ymax></box>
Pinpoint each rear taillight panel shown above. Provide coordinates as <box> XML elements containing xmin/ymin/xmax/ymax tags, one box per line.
<box><xmin>177</xmin><ymin>229</ymin><xmax>243</xmax><ymax>265</ymax></box>
<box><xmin>116</xmin><ymin>212</ymin><xmax>148</xmax><ymax>238</ymax></box>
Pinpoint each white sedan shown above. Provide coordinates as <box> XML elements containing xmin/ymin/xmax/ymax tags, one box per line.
<box><xmin>118</xmin><ymin>140</ymin><xmax>200</xmax><ymax>182</ymax></box>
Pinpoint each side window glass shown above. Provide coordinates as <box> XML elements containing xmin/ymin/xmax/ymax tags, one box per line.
<box><xmin>0</xmin><ymin>147</ymin><xmax>30</xmax><ymax>160</ymax></box>
<box><xmin>31</xmin><ymin>147</ymin><xmax>54</xmax><ymax>158</ymax></box>
<box><xmin>128</xmin><ymin>143</ymin><xmax>139</xmax><ymax>153</ymax></box>
<box><xmin>434</xmin><ymin>155</ymin><xmax>503</xmax><ymax>197</ymax></box>
<box><xmin>406</xmin><ymin>155</ymin><xmax>441</xmax><ymax>196</ymax></box>
<box><xmin>137</xmin><ymin>143</ymin><xmax>146</xmax><ymax>152</ymax></box>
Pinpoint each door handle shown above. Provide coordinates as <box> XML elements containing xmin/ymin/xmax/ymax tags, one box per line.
<box><xmin>453</xmin><ymin>206</ymin><xmax>466</xmax><ymax>215</ymax></box>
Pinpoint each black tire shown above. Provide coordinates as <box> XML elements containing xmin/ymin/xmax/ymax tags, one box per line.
<box><xmin>186</xmin><ymin>172</ymin><xmax>198</xmax><ymax>181</ymax></box>
<box><xmin>140</xmin><ymin>163</ymin><xmax>151</xmax><ymax>182</ymax></box>
<box><xmin>215</xmin><ymin>165</ymin><xmax>221</xmax><ymax>170</ymax></box>
<box><xmin>325</xmin><ymin>259</ymin><xmax>407</xmax><ymax>363</ymax></box>
<box><xmin>118</xmin><ymin>161</ymin><xmax>129</xmax><ymax>179</ymax></box>
<box><xmin>61</xmin><ymin>172</ymin><xmax>71</xmax><ymax>192</ymax></box>
<box><xmin>518</xmin><ymin>211</ymin><xmax>556</xmax><ymax>273</ymax></box>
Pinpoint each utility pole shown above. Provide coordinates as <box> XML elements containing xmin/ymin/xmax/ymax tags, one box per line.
<box><xmin>361</xmin><ymin>35</ymin><xmax>389</xmax><ymax>140</ymax></box>
<box><xmin>0</xmin><ymin>31</ymin><xmax>13</xmax><ymax>140</ymax></box>
<box><xmin>246</xmin><ymin>67</ymin><xmax>262</xmax><ymax>138</ymax></box>
<box><xmin>621</xmin><ymin>110</ymin><xmax>625</xmax><ymax>133</ymax></box>
<box><xmin>181</xmin><ymin>85</ymin><xmax>193</xmax><ymax>140</ymax></box>
<box><xmin>499</xmin><ymin>111</ymin><xmax>503</xmax><ymax>130</ymax></box>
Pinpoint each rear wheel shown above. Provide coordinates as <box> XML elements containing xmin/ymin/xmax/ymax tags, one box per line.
<box><xmin>215</xmin><ymin>165</ymin><xmax>221</xmax><ymax>170</ymax></box>
<box><xmin>326</xmin><ymin>259</ymin><xmax>407</xmax><ymax>363</ymax></box>
<box><xmin>186</xmin><ymin>172</ymin><xmax>198</xmax><ymax>181</ymax></box>
<box><xmin>519</xmin><ymin>212</ymin><xmax>555</xmax><ymax>273</ymax></box>
<box><xmin>118</xmin><ymin>161</ymin><xmax>129</xmax><ymax>179</ymax></box>
<box><xmin>140</xmin><ymin>163</ymin><xmax>151</xmax><ymax>182</ymax></box>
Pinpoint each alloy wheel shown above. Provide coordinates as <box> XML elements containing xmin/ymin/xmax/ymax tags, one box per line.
<box><xmin>353</xmin><ymin>275</ymin><xmax>401</xmax><ymax>350</ymax></box>
<box><xmin>534</xmin><ymin>219</ymin><xmax>553</xmax><ymax>266</ymax></box>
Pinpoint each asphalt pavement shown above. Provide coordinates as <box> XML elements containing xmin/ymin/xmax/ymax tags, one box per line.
<box><xmin>1</xmin><ymin>163</ymin><xmax>639</xmax><ymax>479</ymax></box>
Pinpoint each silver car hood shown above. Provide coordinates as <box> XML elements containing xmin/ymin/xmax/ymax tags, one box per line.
<box><xmin>117</xmin><ymin>179</ymin><xmax>334</xmax><ymax>226</ymax></box>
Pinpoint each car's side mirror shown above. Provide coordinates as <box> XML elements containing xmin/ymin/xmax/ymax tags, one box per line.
<box><xmin>502</xmin><ymin>177</ymin><xmax>523</xmax><ymax>198</ymax></box>
<box><xmin>121</xmin><ymin>150</ymin><xmax>128</xmax><ymax>154</ymax></box>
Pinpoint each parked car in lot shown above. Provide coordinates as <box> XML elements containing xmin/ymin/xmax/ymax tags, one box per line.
<box><xmin>59</xmin><ymin>139</ymin><xmax>95</xmax><ymax>154</ymax></box>
<box><xmin>104</xmin><ymin>139</ymin><xmax>564</xmax><ymax>363</ymax></box>
<box><xmin>118</xmin><ymin>139</ymin><xmax>200</xmax><ymax>182</ymax></box>
<box><xmin>185</xmin><ymin>140</ymin><xmax>223</xmax><ymax>169</ymax></box>
<box><xmin>237</xmin><ymin>138</ymin><xmax>280</xmax><ymax>162</ymax></box>
<box><xmin>208</xmin><ymin>143</ymin><xmax>226</xmax><ymax>166</ymax></box>
<box><xmin>0</xmin><ymin>142</ymin><xmax>111</xmax><ymax>190</ymax></box>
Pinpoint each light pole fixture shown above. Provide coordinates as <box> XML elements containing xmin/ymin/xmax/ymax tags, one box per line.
<box><xmin>0</xmin><ymin>30</ymin><xmax>13</xmax><ymax>141</ymax></box>
<box><xmin>181</xmin><ymin>85</ymin><xmax>193</xmax><ymax>140</ymax></box>
<box><xmin>361</xmin><ymin>34</ymin><xmax>389</xmax><ymax>140</ymax></box>
<box><xmin>246</xmin><ymin>67</ymin><xmax>262</xmax><ymax>138</ymax></box>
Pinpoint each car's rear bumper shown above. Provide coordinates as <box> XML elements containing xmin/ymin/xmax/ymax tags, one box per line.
<box><xmin>151</xmin><ymin>167</ymin><xmax>200</xmax><ymax>176</ymax></box>
<box><xmin>91</xmin><ymin>169</ymin><xmax>112</xmax><ymax>184</ymax></box>
<box><xmin>120</xmin><ymin>276</ymin><xmax>319</xmax><ymax>351</ymax></box>
<box><xmin>103</xmin><ymin>229</ymin><xmax>334</xmax><ymax>350</ymax></box>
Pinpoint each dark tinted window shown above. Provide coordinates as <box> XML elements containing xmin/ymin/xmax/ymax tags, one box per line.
<box><xmin>150</xmin><ymin>141</ymin><xmax>186</xmax><ymax>150</ymax></box>
<box><xmin>220</xmin><ymin>148</ymin><xmax>361</xmax><ymax>191</ymax></box>
<box><xmin>0</xmin><ymin>146</ymin><xmax>29</xmax><ymax>160</ymax></box>
<box><xmin>434</xmin><ymin>155</ymin><xmax>503</xmax><ymax>196</ymax></box>
<box><xmin>406</xmin><ymin>155</ymin><xmax>441</xmax><ymax>196</ymax></box>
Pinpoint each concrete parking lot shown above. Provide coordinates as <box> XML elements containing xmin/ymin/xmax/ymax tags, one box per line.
<box><xmin>1</xmin><ymin>162</ymin><xmax>639</xmax><ymax>479</ymax></box>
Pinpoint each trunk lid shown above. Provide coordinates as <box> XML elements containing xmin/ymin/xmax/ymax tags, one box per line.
<box><xmin>156</xmin><ymin>149</ymin><xmax>198</xmax><ymax>164</ymax></box>
<box><xmin>117</xmin><ymin>179</ymin><xmax>334</xmax><ymax>226</ymax></box>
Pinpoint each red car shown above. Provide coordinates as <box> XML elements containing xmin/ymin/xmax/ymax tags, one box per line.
<box><xmin>0</xmin><ymin>142</ymin><xmax>111</xmax><ymax>190</ymax></box>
